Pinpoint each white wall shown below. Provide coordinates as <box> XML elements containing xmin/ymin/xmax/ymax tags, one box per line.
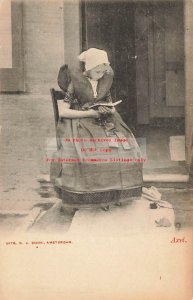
<box><xmin>22</xmin><ymin>0</ymin><xmax>65</xmax><ymax>94</ymax></box>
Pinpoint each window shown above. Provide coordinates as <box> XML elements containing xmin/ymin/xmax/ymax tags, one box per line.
<box><xmin>0</xmin><ymin>0</ymin><xmax>12</xmax><ymax>68</ymax></box>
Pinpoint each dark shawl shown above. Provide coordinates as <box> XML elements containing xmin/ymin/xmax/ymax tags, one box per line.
<box><xmin>57</xmin><ymin>64</ymin><xmax>114</xmax><ymax>105</ymax></box>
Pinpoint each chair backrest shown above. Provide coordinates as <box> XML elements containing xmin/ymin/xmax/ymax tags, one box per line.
<box><xmin>50</xmin><ymin>88</ymin><xmax>65</xmax><ymax>129</ymax></box>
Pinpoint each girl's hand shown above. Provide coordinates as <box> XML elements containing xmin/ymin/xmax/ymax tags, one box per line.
<box><xmin>98</xmin><ymin>106</ymin><xmax>115</xmax><ymax>116</ymax></box>
<box><xmin>110</xmin><ymin>107</ymin><xmax>116</xmax><ymax>114</ymax></box>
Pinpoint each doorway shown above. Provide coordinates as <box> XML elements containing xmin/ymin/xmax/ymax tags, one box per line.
<box><xmin>134</xmin><ymin>1</ymin><xmax>186</xmax><ymax>179</ymax></box>
<box><xmin>82</xmin><ymin>0</ymin><xmax>187</xmax><ymax>179</ymax></box>
<box><xmin>135</xmin><ymin>1</ymin><xmax>184</xmax><ymax>125</ymax></box>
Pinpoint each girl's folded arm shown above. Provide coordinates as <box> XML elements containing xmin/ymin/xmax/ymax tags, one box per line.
<box><xmin>59</xmin><ymin>102</ymin><xmax>100</xmax><ymax>119</ymax></box>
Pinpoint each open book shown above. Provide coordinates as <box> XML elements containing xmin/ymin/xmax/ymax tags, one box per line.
<box><xmin>88</xmin><ymin>100</ymin><xmax>122</xmax><ymax>109</ymax></box>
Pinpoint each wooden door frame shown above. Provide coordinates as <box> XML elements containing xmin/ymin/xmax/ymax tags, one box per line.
<box><xmin>63</xmin><ymin>0</ymin><xmax>82</xmax><ymax>68</ymax></box>
<box><xmin>184</xmin><ymin>0</ymin><xmax>193</xmax><ymax>170</ymax></box>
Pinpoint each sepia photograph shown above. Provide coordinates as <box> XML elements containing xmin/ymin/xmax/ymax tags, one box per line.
<box><xmin>0</xmin><ymin>0</ymin><xmax>193</xmax><ymax>299</ymax></box>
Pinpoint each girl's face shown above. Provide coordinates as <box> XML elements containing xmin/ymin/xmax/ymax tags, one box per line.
<box><xmin>88</xmin><ymin>64</ymin><xmax>109</xmax><ymax>80</ymax></box>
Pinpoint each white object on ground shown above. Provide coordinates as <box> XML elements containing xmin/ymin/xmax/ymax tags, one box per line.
<box><xmin>142</xmin><ymin>186</ymin><xmax>162</xmax><ymax>201</ymax></box>
<box><xmin>169</xmin><ymin>136</ymin><xmax>185</xmax><ymax>161</ymax></box>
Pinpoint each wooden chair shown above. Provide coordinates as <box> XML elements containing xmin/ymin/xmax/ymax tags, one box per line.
<box><xmin>50</xmin><ymin>88</ymin><xmax>65</xmax><ymax>128</ymax></box>
<box><xmin>50</xmin><ymin>88</ymin><xmax>65</xmax><ymax>149</ymax></box>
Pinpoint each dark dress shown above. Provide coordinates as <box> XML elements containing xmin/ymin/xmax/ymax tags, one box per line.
<box><xmin>51</xmin><ymin>65</ymin><xmax>143</xmax><ymax>206</ymax></box>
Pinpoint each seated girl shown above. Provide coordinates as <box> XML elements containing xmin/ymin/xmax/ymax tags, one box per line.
<box><xmin>51</xmin><ymin>48</ymin><xmax>143</xmax><ymax>207</ymax></box>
